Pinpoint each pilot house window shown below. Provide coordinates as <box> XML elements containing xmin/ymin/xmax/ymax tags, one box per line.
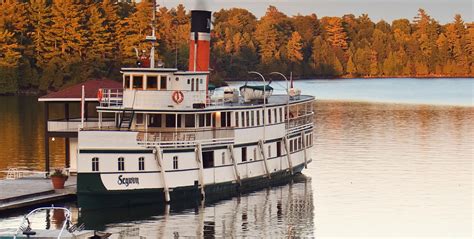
<box><xmin>133</xmin><ymin>76</ymin><xmax>143</xmax><ymax>89</ymax></box>
<box><xmin>147</xmin><ymin>76</ymin><xmax>158</xmax><ymax>89</ymax></box>
<box><xmin>124</xmin><ymin>75</ymin><xmax>130</xmax><ymax>89</ymax></box>
<box><xmin>160</xmin><ymin>76</ymin><xmax>167</xmax><ymax>90</ymax></box>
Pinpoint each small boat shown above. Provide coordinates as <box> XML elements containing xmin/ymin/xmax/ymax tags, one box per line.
<box><xmin>2</xmin><ymin>206</ymin><xmax>110</xmax><ymax>239</ymax></box>
<box><xmin>239</xmin><ymin>83</ymin><xmax>273</xmax><ymax>102</ymax></box>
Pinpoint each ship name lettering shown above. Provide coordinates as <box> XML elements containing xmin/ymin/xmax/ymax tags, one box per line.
<box><xmin>117</xmin><ymin>175</ymin><xmax>139</xmax><ymax>187</ymax></box>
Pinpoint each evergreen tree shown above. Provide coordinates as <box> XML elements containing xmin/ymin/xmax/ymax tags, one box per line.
<box><xmin>286</xmin><ymin>32</ymin><xmax>304</xmax><ymax>62</ymax></box>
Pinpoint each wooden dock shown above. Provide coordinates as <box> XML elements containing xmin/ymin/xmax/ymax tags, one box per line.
<box><xmin>0</xmin><ymin>176</ymin><xmax>76</xmax><ymax>212</ymax></box>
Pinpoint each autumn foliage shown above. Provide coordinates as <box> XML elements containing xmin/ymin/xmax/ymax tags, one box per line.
<box><xmin>0</xmin><ymin>1</ymin><xmax>472</xmax><ymax>94</ymax></box>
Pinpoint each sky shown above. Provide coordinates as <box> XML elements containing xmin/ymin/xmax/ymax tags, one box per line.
<box><xmin>157</xmin><ymin>0</ymin><xmax>473</xmax><ymax>24</ymax></box>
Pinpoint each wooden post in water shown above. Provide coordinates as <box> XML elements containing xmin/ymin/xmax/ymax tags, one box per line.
<box><xmin>283</xmin><ymin>137</ymin><xmax>293</xmax><ymax>174</ymax></box>
<box><xmin>228</xmin><ymin>145</ymin><xmax>241</xmax><ymax>185</ymax></box>
<box><xmin>154</xmin><ymin>146</ymin><xmax>170</xmax><ymax>203</ymax></box>
<box><xmin>258</xmin><ymin>139</ymin><xmax>271</xmax><ymax>179</ymax></box>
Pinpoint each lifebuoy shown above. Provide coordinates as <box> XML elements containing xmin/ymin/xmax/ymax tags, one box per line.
<box><xmin>172</xmin><ymin>91</ymin><xmax>184</xmax><ymax>104</ymax></box>
<box><xmin>97</xmin><ymin>89</ymin><xmax>103</xmax><ymax>102</ymax></box>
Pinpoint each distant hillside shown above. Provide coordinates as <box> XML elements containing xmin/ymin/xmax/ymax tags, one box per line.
<box><xmin>0</xmin><ymin>0</ymin><xmax>472</xmax><ymax>95</ymax></box>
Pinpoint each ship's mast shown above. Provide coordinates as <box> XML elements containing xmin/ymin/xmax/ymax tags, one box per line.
<box><xmin>146</xmin><ymin>0</ymin><xmax>157</xmax><ymax>68</ymax></box>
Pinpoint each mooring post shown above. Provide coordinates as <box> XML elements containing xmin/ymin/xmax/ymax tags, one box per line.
<box><xmin>258</xmin><ymin>140</ymin><xmax>271</xmax><ymax>179</ymax></box>
<box><xmin>301</xmin><ymin>131</ymin><xmax>308</xmax><ymax>169</ymax></box>
<box><xmin>283</xmin><ymin>137</ymin><xmax>293</xmax><ymax>174</ymax></box>
<box><xmin>154</xmin><ymin>146</ymin><xmax>170</xmax><ymax>203</ymax></box>
<box><xmin>228</xmin><ymin>145</ymin><xmax>241</xmax><ymax>185</ymax></box>
<box><xmin>195</xmin><ymin>143</ymin><xmax>205</xmax><ymax>200</ymax></box>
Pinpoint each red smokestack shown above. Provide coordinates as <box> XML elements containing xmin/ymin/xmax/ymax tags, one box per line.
<box><xmin>188</xmin><ymin>10</ymin><xmax>211</xmax><ymax>72</ymax></box>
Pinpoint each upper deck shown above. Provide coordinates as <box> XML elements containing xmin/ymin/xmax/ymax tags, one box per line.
<box><xmin>98</xmin><ymin>93</ymin><xmax>315</xmax><ymax>113</ymax></box>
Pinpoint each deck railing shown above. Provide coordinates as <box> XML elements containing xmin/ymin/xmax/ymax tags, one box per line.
<box><xmin>137</xmin><ymin>128</ymin><xmax>235</xmax><ymax>148</ymax></box>
<box><xmin>287</xmin><ymin>112</ymin><xmax>314</xmax><ymax>134</ymax></box>
<box><xmin>99</xmin><ymin>88</ymin><xmax>123</xmax><ymax>107</ymax></box>
<box><xmin>48</xmin><ymin>118</ymin><xmax>115</xmax><ymax>132</ymax></box>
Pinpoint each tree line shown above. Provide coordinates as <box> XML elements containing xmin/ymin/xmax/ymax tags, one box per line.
<box><xmin>0</xmin><ymin>0</ymin><xmax>472</xmax><ymax>95</ymax></box>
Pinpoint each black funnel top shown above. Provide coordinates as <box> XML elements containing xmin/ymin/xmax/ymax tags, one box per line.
<box><xmin>191</xmin><ymin>10</ymin><xmax>211</xmax><ymax>33</ymax></box>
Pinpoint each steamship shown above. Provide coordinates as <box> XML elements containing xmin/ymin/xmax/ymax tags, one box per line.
<box><xmin>77</xmin><ymin>5</ymin><xmax>314</xmax><ymax>208</ymax></box>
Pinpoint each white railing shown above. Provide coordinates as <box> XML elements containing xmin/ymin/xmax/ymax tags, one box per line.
<box><xmin>48</xmin><ymin>118</ymin><xmax>115</xmax><ymax>132</ymax></box>
<box><xmin>100</xmin><ymin>88</ymin><xmax>123</xmax><ymax>107</ymax></box>
<box><xmin>287</xmin><ymin>112</ymin><xmax>314</xmax><ymax>134</ymax></box>
<box><xmin>137</xmin><ymin>129</ymin><xmax>235</xmax><ymax>148</ymax></box>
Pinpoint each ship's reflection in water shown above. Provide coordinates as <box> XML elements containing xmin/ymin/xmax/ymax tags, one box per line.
<box><xmin>78</xmin><ymin>175</ymin><xmax>314</xmax><ymax>238</ymax></box>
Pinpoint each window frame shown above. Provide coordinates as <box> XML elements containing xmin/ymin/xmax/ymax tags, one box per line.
<box><xmin>118</xmin><ymin>157</ymin><xmax>125</xmax><ymax>171</ymax></box>
<box><xmin>92</xmin><ymin>157</ymin><xmax>99</xmax><ymax>172</ymax></box>
<box><xmin>173</xmin><ymin>156</ymin><xmax>178</xmax><ymax>169</ymax></box>
<box><xmin>138</xmin><ymin>157</ymin><xmax>145</xmax><ymax>171</ymax></box>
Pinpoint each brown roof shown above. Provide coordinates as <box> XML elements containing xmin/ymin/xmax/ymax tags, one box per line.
<box><xmin>38</xmin><ymin>79</ymin><xmax>122</xmax><ymax>102</ymax></box>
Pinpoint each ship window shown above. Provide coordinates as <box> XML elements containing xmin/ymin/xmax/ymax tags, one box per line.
<box><xmin>139</xmin><ymin>157</ymin><xmax>145</xmax><ymax>171</ymax></box>
<box><xmin>191</xmin><ymin>78</ymin><xmax>195</xmax><ymax>91</ymax></box>
<box><xmin>136</xmin><ymin>113</ymin><xmax>144</xmax><ymax>125</ymax></box>
<box><xmin>196</xmin><ymin>79</ymin><xmax>199</xmax><ymax>91</ymax></box>
<box><xmin>298</xmin><ymin>137</ymin><xmax>302</xmax><ymax>149</ymax></box>
<box><xmin>205</xmin><ymin>113</ymin><xmax>211</xmax><ymax>127</ymax></box>
<box><xmin>279</xmin><ymin>108</ymin><xmax>283</xmax><ymax>122</ymax></box>
<box><xmin>290</xmin><ymin>140</ymin><xmax>293</xmax><ymax>152</ymax></box>
<box><xmin>268</xmin><ymin>145</ymin><xmax>271</xmax><ymax>158</ymax></box>
<box><xmin>211</xmin><ymin>112</ymin><xmax>217</xmax><ymax>127</ymax></box>
<box><xmin>222</xmin><ymin>152</ymin><xmax>225</xmax><ymax>165</ymax></box>
<box><xmin>220</xmin><ymin>111</ymin><xmax>226</xmax><ymax>127</ymax></box>
<box><xmin>246</xmin><ymin>111</ymin><xmax>250</xmax><ymax>127</ymax></box>
<box><xmin>235</xmin><ymin>112</ymin><xmax>239</xmax><ymax>127</ymax></box>
<box><xmin>124</xmin><ymin>75</ymin><xmax>131</xmax><ymax>89</ymax></box>
<box><xmin>274</xmin><ymin>109</ymin><xmax>277</xmax><ymax>123</ymax></box>
<box><xmin>256</xmin><ymin>110</ymin><xmax>260</xmax><ymax>126</ymax></box>
<box><xmin>92</xmin><ymin>157</ymin><xmax>99</xmax><ymax>171</ymax></box>
<box><xmin>147</xmin><ymin>76</ymin><xmax>158</xmax><ymax>90</ymax></box>
<box><xmin>187</xmin><ymin>79</ymin><xmax>190</xmax><ymax>84</ymax></box>
<box><xmin>173</xmin><ymin>156</ymin><xmax>178</xmax><ymax>169</ymax></box>
<box><xmin>118</xmin><ymin>157</ymin><xmax>125</xmax><ymax>171</ymax></box>
<box><xmin>227</xmin><ymin>112</ymin><xmax>232</xmax><ymax>127</ymax></box>
<box><xmin>185</xmin><ymin>114</ymin><xmax>195</xmax><ymax>128</ymax></box>
<box><xmin>166</xmin><ymin>114</ymin><xmax>176</xmax><ymax>128</ymax></box>
<box><xmin>241</xmin><ymin>147</ymin><xmax>247</xmax><ymax>162</ymax></box>
<box><xmin>277</xmin><ymin>141</ymin><xmax>282</xmax><ymax>157</ymax></box>
<box><xmin>241</xmin><ymin>112</ymin><xmax>245</xmax><ymax>127</ymax></box>
<box><xmin>160</xmin><ymin>76</ymin><xmax>167</xmax><ymax>90</ymax></box>
<box><xmin>268</xmin><ymin>109</ymin><xmax>272</xmax><ymax>124</ymax></box>
<box><xmin>198</xmin><ymin>114</ymin><xmax>205</xmax><ymax>127</ymax></box>
<box><xmin>133</xmin><ymin>76</ymin><xmax>143</xmax><ymax>89</ymax></box>
<box><xmin>202</xmin><ymin>151</ymin><xmax>214</xmax><ymax>168</ymax></box>
<box><xmin>251</xmin><ymin>111</ymin><xmax>255</xmax><ymax>126</ymax></box>
<box><xmin>148</xmin><ymin>114</ymin><xmax>162</xmax><ymax>127</ymax></box>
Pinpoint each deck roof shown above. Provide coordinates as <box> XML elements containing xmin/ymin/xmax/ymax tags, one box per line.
<box><xmin>38</xmin><ymin>79</ymin><xmax>122</xmax><ymax>102</ymax></box>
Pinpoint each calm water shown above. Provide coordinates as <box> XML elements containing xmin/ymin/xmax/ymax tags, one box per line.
<box><xmin>0</xmin><ymin>78</ymin><xmax>473</xmax><ymax>238</ymax></box>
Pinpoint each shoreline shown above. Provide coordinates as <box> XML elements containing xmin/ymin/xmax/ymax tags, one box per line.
<box><xmin>226</xmin><ymin>76</ymin><xmax>474</xmax><ymax>81</ymax></box>
<box><xmin>314</xmin><ymin>99</ymin><xmax>474</xmax><ymax>108</ymax></box>
<box><xmin>1</xmin><ymin>77</ymin><xmax>472</xmax><ymax>97</ymax></box>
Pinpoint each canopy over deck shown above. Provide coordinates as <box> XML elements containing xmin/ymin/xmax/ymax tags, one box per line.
<box><xmin>38</xmin><ymin>79</ymin><xmax>121</xmax><ymax>102</ymax></box>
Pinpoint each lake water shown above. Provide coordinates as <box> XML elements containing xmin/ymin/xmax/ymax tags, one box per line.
<box><xmin>0</xmin><ymin>78</ymin><xmax>473</xmax><ymax>238</ymax></box>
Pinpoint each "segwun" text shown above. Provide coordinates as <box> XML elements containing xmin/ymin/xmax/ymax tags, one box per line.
<box><xmin>117</xmin><ymin>175</ymin><xmax>139</xmax><ymax>187</ymax></box>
